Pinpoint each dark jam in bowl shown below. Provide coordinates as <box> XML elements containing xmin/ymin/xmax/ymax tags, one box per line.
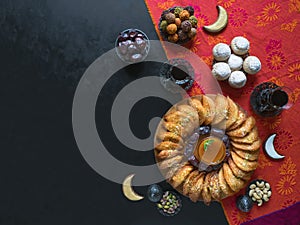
<box><xmin>159</xmin><ymin>58</ymin><xmax>194</xmax><ymax>93</ymax></box>
<box><xmin>184</xmin><ymin>126</ymin><xmax>231</xmax><ymax>172</ymax></box>
<box><xmin>271</xmin><ymin>90</ymin><xmax>288</xmax><ymax>107</ymax></box>
<box><xmin>250</xmin><ymin>82</ymin><xmax>291</xmax><ymax>117</ymax></box>
<box><xmin>171</xmin><ymin>65</ymin><xmax>189</xmax><ymax>80</ymax></box>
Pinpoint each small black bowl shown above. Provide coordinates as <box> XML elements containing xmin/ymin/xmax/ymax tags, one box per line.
<box><xmin>246</xmin><ymin>179</ymin><xmax>271</xmax><ymax>203</ymax></box>
<box><xmin>158</xmin><ymin>6</ymin><xmax>197</xmax><ymax>45</ymax></box>
<box><xmin>156</xmin><ymin>191</ymin><xmax>182</xmax><ymax>217</ymax></box>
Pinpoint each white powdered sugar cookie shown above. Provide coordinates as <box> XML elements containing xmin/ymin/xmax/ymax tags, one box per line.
<box><xmin>243</xmin><ymin>56</ymin><xmax>261</xmax><ymax>75</ymax></box>
<box><xmin>231</xmin><ymin>36</ymin><xmax>250</xmax><ymax>55</ymax></box>
<box><xmin>228</xmin><ymin>71</ymin><xmax>247</xmax><ymax>88</ymax></box>
<box><xmin>228</xmin><ymin>54</ymin><xmax>243</xmax><ymax>71</ymax></box>
<box><xmin>213</xmin><ymin>43</ymin><xmax>231</xmax><ymax>61</ymax></box>
<box><xmin>212</xmin><ymin>62</ymin><xmax>231</xmax><ymax>81</ymax></box>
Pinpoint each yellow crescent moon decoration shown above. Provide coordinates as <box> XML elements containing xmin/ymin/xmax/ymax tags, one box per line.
<box><xmin>203</xmin><ymin>6</ymin><xmax>228</xmax><ymax>33</ymax></box>
<box><xmin>122</xmin><ymin>174</ymin><xmax>144</xmax><ymax>201</ymax></box>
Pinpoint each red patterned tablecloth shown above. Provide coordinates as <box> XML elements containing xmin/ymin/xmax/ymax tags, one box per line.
<box><xmin>144</xmin><ymin>0</ymin><xmax>300</xmax><ymax>224</ymax></box>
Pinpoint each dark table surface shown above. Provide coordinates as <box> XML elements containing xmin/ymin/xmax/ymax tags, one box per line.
<box><xmin>0</xmin><ymin>0</ymin><xmax>228</xmax><ymax>224</ymax></box>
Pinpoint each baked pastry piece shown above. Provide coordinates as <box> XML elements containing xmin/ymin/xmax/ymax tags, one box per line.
<box><xmin>227</xmin><ymin>107</ymin><xmax>247</xmax><ymax>131</ymax></box>
<box><xmin>157</xmin><ymin>149</ymin><xmax>182</xmax><ymax>160</ymax></box>
<box><xmin>157</xmin><ymin>131</ymin><xmax>184</xmax><ymax>145</ymax></box>
<box><xmin>158</xmin><ymin>155</ymin><xmax>184</xmax><ymax>170</ymax></box>
<box><xmin>232</xmin><ymin>147</ymin><xmax>259</xmax><ymax>161</ymax></box>
<box><xmin>231</xmin><ymin>139</ymin><xmax>261</xmax><ymax>151</ymax></box>
<box><xmin>243</xmin><ymin>56</ymin><xmax>261</xmax><ymax>75</ymax></box>
<box><xmin>225</xmin><ymin>96</ymin><xmax>239</xmax><ymax>128</ymax></box>
<box><xmin>154</xmin><ymin>94</ymin><xmax>261</xmax><ymax>205</ymax></box>
<box><xmin>212</xmin><ymin>43</ymin><xmax>231</xmax><ymax>61</ymax></box>
<box><xmin>165</xmin><ymin>161</ymin><xmax>188</xmax><ymax>180</ymax></box>
<box><xmin>169</xmin><ymin>164</ymin><xmax>194</xmax><ymax>188</ymax></box>
<box><xmin>188</xmin><ymin>97</ymin><xmax>206</xmax><ymax>125</ymax></box>
<box><xmin>189</xmin><ymin>172</ymin><xmax>205</xmax><ymax>202</ymax></box>
<box><xmin>162</xmin><ymin>121</ymin><xmax>187</xmax><ymax>138</ymax></box>
<box><xmin>212</xmin><ymin>94</ymin><xmax>228</xmax><ymax>125</ymax></box>
<box><xmin>164</xmin><ymin>106</ymin><xmax>199</xmax><ymax>135</ymax></box>
<box><xmin>208</xmin><ymin>171</ymin><xmax>223</xmax><ymax>200</ymax></box>
<box><xmin>223</xmin><ymin>162</ymin><xmax>246</xmax><ymax>192</ymax></box>
<box><xmin>228</xmin><ymin>71</ymin><xmax>247</xmax><ymax>88</ymax></box>
<box><xmin>230</xmin><ymin>127</ymin><xmax>259</xmax><ymax>144</ymax></box>
<box><xmin>202</xmin><ymin>95</ymin><xmax>216</xmax><ymax>125</ymax></box>
<box><xmin>218</xmin><ymin>167</ymin><xmax>234</xmax><ymax>196</ymax></box>
<box><xmin>228</xmin><ymin>157</ymin><xmax>253</xmax><ymax>180</ymax></box>
<box><xmin>212</xmin><ymin>62</ymin><xmax>231</xmax><ymax>81</ymax></box>
<box><xmin>155</xmin><ymin>141</ymin><xmax>182</xmax><ymax>151</ymax></box>
<box><xmin>183</xmin><ymin>170</ymin><xmax>200</xmax><ymax>195</ymax></box>
<box><xmin>201</xmin><ymin>173</ymin><xmax>212</xmax><ymax>204</ymax></box>
<box><xmin>227</xmin><ymin>116</ymin><xmax>256</xmax><ymax>138</ymax></box>
<box><xmin>188</xmin><ymin>95</ymin><xmax>216</xmax><ymax>125</ymax></box>
<box><xmin>228</xmin><ymin>54</ymin><xmax>243</xmax><ymax>71</ymax></box>
<box><xmin>230</xmin><ymin>151</ymin><xmax>258</xmax><ymax>171</ymax></box>
<box><xmin>231</xmin><ymin>36</ymin><xmax>250</xmax><ymax>55</ymax></box>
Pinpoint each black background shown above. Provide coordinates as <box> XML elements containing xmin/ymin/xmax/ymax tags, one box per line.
<box><xmin>0</xmin><ymin>0</ymin><xmax>228</xmax><ymax>224</ymax></box>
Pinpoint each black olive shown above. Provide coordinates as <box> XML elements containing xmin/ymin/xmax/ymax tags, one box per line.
<box><xmin>236</xmin><ymin>195</ymin><xmax>253</xmax><ymax>212</ymax></box>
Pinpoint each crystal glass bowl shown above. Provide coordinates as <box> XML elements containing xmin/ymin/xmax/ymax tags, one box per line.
<box><xmin>115</xmin><ymin>28</ymin><xmax>150</xmax><ymax>64</ymax></box>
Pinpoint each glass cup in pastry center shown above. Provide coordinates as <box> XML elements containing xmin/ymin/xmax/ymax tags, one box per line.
<box><xmin>195</xmin><ymin>136</ymin><xmax>226</xmax><ymax>166</ymax></box>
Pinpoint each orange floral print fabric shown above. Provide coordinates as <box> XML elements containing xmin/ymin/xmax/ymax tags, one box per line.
<box><xmin>144</xmin><ymin>0</ymin><xmax>300</xmax><ymax>224</ymax></box>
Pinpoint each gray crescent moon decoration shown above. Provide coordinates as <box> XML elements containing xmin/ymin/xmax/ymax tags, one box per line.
<box><xmin>264</xmin><ymin>134</ymin><xmax>285</xmax><ymax>159</ymax></box>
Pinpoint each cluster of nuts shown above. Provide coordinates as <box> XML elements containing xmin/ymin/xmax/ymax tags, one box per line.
<box><xmin>212</xmin><ymin>36</ymin><xmax>262</xmax><ymax>88</ymax></box>
<box><xmin>159</xmin><ymin>6</ymin><xmax>198</xmax><ymax>44</ymax></box>
<box><xmin>157</xmin><ymin>191</ymin><xmax>181</xmax><ymax>215</ymax></box>
<box><xmin>248</xmin><ymin>180</ymin><xmax>272</xmax><ymax>207</ymax></box>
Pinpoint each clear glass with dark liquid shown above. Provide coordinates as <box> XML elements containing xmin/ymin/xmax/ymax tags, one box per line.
<box><xmin>159</xmin><ymin>58</ymin><xmax>194</xmax><ymax>93</ymax></box>
<box><xmin>171</xmin><ymin>65</ymin><xmax>188</xmax><ymax>80</ymax></box>
<box><xmin>250</xmin><ymin>82</ymin><xmax>293</xmax><ymax>117</ymax></box>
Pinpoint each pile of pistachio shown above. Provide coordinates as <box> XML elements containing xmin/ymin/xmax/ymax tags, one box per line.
<box><xmin>248</xmin><ymin>180</ymin><xmax>272</xmax><ymax>206</ymax></box>
<box><xmin>157</xmin><ymin>191</ymin><xmax>180</xmax><ymax>215</ymax></box>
